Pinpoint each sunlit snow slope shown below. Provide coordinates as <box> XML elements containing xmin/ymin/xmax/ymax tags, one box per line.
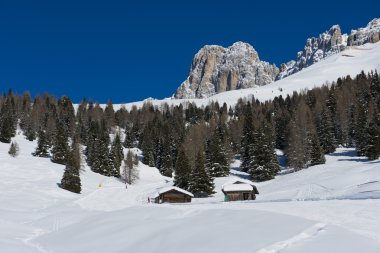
<box><xmin>1</xmin><ymin>134</ymin><xmax>380</xmax><ymax>253</ymax></box>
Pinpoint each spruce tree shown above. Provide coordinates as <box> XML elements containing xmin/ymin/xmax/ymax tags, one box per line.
<box><xmin>364</xmin><ymin>121</ymin><xmax>380</xmax><ymax>160</ymax></box>
<box><xmin>0</xmin><ymin>96</ymin><xmax>16</xmax><ymax>143</ymax></box>
<box><xmin>206</xmin><ymin>127</ymin><xmax>229</xmax><ymax>177</ymax></box>
<box><xmin>160</xmin><ymin>139</ymin><xmax>173</xmax><ymax>177</ymax></box>
<box><xmin>109</xmin><ymin>134</ymin><xmax>124</xmax><ymax>177</ymax></box>
<box><xmin>51</xmin><ymin>119</ymin><xmax>69</xmax><ymax>165</ymax></box>
<box><xmin>309</xmin><ymin>133</ymin><xmax>326</xmax><ymax>166</ymax></box>
<box><xmin>249</xmin><ymin>125</ymin><xmax>279</xmax><ymax>181</ymax></box>
<box><xmin>174</xmin><ymin>148</ymin><xmax>191</xmax><ymax>190</ymax></box>
<box><xmin>33</xmin><ymin>129</ymin><xmax>50</xmax><ymax>157</ymax></box>
<box><xmin>96</xmin><ymin>132</ymin><xmax>112</xmax><ymax>176</ymax></box>
<box><xmin>355</xmin><ymin>105</ymin><xmax>368</xmax><ymax>156</ymax></box>
<box><xmin>188</xmin><ymin>151</ymin><xmax>214</xmax><ymax>197</ymax></box>
<box><xmin>141</xmin><ymin>128</ymin><xmax>155</xmax><ymax>167</ymax></box>
<box><xmin>123</xmin><ymin>126</ymin><xmax>134</xmax><ymax>148</ymax></box>
<box><xmin>240</xmin><ymin>104</ymin><xmax>255</xmax><ymax>173</ymax></box>
<box><xmin>87</xmin><ymin>120</ymin><xmax>113</xmax><ymax>176</ymax></box>
<box><xmin>60</xmin><ymin>142</ymin><xmax>81</xmax><ymax>194</ymax></box>
<box><xmin>317</xmin><ymin>109</ymin><xmax>336</xmax><ymax>154</ymax></box>
<box><xmin>22</xmin><ymin>116</ymin><xmax>36</xmax><ymax>141</ymax></box>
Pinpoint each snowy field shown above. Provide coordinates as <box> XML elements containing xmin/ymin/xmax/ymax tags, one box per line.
<box><xmin>1</xmin><ymin>134</ymin><xmax>380</xmax><ymax>252</ymax></box>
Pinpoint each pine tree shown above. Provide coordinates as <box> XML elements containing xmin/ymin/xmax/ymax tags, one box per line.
<box><xmin>0</xmin><ymin>96</ymin><xmax>16</xmax><ymax>143</ymax></box>
<box><xmin>85</xmin><ymin>121</ymin><xmax>98</xmax><ymax>168</ymax></box>
<box><xmin>109</xmin><ymin>134</ymin><xmax>123</xmax><ymax>177</ymax></box>
<box><xmin>309</xmin><ymin>134</ymin><xmax>326</xmax><ymax>166</ymax></box>
<box><xmin>87</xmin><ymin>120</ymin><xmax>113</xmax><ymax>176</ymax></box>
<box><xmin>8</xmin><ymin>141</ymin><xmax>19</xmax><ymax>157</ymax></box>
<box><xmin>141</xmin><ymin>128</ymin><xmax>155</xmax><ymax>167</ymax></box>
<box><xmin>23</xmin><ymin>116</ymin><xmax>36</xmax><ymax>141</ymax></box>
<box><xmin>174</xmin><ymin>148</ymin><xmax>191</xmax><ymax>190</ymax></box>
<box><xmin>355</xmin><ymin>105</ymin><xmax>368</xmax><ymax>156</ymax></box>
<box><xmin>60</xmin><ymin>142</ymin><xmax>81</xmax><ymax>194</ymax></box>
<box><xmin>249</xmin><ymin>125</ymin><xmax>279</xmax><ymax>181</ymax></box>
<box><xmin>123</xmin><ymin>126</ymin><xmax>134</xmax><ymax>148</ymax></box>
<box><xmin>96</xmin><ymin>132</ymin><xmax>112</xmax><ymax>176</ymax></box>
<box><xmin>205</xmin><ymin>120</ymin><xmax>230</xmax><ymax>177</ymax></box>
<box><xmin>188</xmin><ymin>151</ymin><xmax>214</xmax><ymax>197</ymax></box>
<box><xmin>364</xmin><ymin>121</ymin><xmax>380</xmax><ymax>160</ymax></box>
<box><xmin>240</xmin><ymin>104</ymin><xmax>255</xmax><ymax>173</ymax></box>
<box><xmin>107</xmin><ymin>150</ymin><xmax>117</xmax><ymax>177</ymax></box>
<box><xmin>206</xmin><ymin>127</ymin><xmax>229</xmax><ymax>177</ymax></box>
<box><xmin>51</xmin><ymin>119</ymin><xmax>69</xmax><ymax>164</ymax></box>
<box><xmin>160</xmin><ymin>139</ymin><xmax>173</xmax><ymax>177</ymax></box>
<box><xmin>33</xmin><ymin>129</ymin><xmax>50</xmax><ymax>157</ymax></box>
<box><xmin>317</xmin><ymin>109</ymin><xmax>336</xmax><ymax>154</ymax></box>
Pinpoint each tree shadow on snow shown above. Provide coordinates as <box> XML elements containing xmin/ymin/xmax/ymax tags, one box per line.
<box><xmin>328</xmin><ymin>149</ymin><xmax>357</xmax><ymax>157</ymax></box>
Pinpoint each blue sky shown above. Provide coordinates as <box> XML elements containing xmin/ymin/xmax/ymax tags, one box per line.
<box><xmin>0</xmin><ymin>0</ymin><xmax>379</xmax><ymax>103</ymax></box>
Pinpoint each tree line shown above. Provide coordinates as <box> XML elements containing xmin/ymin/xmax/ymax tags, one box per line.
<box><xmin>0</xmin><ymin>71</ymin><xmax>379</xmax><ymax>195</ymax></box>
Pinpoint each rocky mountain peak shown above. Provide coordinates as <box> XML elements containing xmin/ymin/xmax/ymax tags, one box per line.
<box><xmin>348</xmin><ymin>18</ymin><xmax>380</xmax><ymax>46</ymax></box>
<box><xmin>277</xmin><ymin>24</ymin><xmax>346</xmax><ymax>79</ymax></box>
<box><xmin>174</xmin><ymin>42</ymin><xmax>278</xmax><ymax>99</ymax></box>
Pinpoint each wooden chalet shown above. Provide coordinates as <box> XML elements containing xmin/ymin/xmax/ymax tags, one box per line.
<box><xmin>153</xmin><ymin>186</ymin><xmax>194</xmax><ymax>204</ymax></box>
<box><xmin>222</xmin><ymin>179</ymin><xmax>259</xmax><ymax>201</ymax></box>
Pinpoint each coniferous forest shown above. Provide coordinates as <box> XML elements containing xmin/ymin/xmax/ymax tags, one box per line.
<box><xmin>1</xmin><ymin>71</ymin><xmax>380</xmax><ymax>195</ymax></box>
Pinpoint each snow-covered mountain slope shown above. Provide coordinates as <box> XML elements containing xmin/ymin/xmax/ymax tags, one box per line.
<box><xmin>1</xmin><ymin>134</ymin><xmax>380</xmax><ymax>252</ymax></box>
<box><xmin>118</xmin><ymin>41</ymin><xmax>380</xmax><ymax>111</ymax></box>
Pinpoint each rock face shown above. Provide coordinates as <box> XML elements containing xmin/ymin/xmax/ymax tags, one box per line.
<box><xmin>277</xmin><ymin>25</ymin><xmax>347</xmax><ymax>79</ymax></box>
<box><xmin>174</xmin><ymin>42</ymin><xmax>279</xmax><ymax>99</ymax></box>
<box><xmin>348</xmin><ymin>18</ymin><xmax>380</xmax><ymax>46</ymax></box>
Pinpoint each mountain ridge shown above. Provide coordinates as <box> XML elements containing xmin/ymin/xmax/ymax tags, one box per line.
<box><xmin>174</xmin><ymin>18</ymin><xmax>380</xmax><ymax>99</ymax></box>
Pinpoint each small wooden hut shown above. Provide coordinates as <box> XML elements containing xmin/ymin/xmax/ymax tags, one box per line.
<box><xmin>153</xmin><ymin>186</ymin><xmax>193</xmax><ymax>204</ymax></box>
<box><xmin>222</xmin><ymin>179</ymin><xmax>259</xmax><ymax>201</ymax></box>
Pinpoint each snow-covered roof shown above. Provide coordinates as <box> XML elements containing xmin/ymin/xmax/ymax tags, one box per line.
<box><xmin>222</xmin><ymin>178</ymin><xmax>255</xmax><ymax>187</ymax></box>
<box><xmin>223</xmin><ymin>184</ymin><xmax>254</xmax><ymax>192</ymax></box>
<box><xmin>222</xmin><ymin>178</ymin><xmax>259</xmax><ymax>194</ymax></box>
<box><xmin>153</xmin><ymin>186</ymin><xmax>194</xmax><ymax>198</ymax></box>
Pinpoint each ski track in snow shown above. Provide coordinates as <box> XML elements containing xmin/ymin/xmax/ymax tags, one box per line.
<box><xmin>256</xmin><ymin>223</ymin><xmax>327</xmax><ymax>253</ymax></box>
<box><xmin>23</xmin><ymin>229</ymin><xmax>49</xmax><ymax>253</ymax></box>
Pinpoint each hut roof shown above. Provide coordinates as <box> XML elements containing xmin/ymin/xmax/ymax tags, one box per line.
<box><xmin>222</xmin><ymin>178</ymin><xmax>259</xmax><ymax>194</ymax></box>
<box><xmin>154</xmin><ymin>186</ymin><xmax>194</xmax><ymax>198</ymax></box>
<box><xmin>223</xmin><ymin>184</ymin><xmax>254</xmax><ymax>192</ymax></box>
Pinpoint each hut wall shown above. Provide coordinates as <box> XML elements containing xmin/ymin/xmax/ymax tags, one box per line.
<box><xmin>156</xmin><ymin>190</ymin><xmax>192</xmax><ymax>203</ymax></box>
<box><xmin>225</xmin><ymin>191</ymin><xmax>256</xmax><ymax>201</ymax></box>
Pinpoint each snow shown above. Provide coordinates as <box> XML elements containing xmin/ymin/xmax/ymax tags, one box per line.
<box><xmin>153</xmin><ymin>186</ymin><xmax>194</xmax><ymax>198</ymax></box>
<box><xmin>222</xmin><ymin>178</ymin><xmax>257</xmax><ymax>187</ymax></box>
<box><xmin>222</xmin><ymin>183</ymin><xmax>253</xmax><ymax>192</ymax></box>
<box><xmin>1</xmin><ymin>133</ymin><xmax>380</xmax><ymax>252</ymax></box>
